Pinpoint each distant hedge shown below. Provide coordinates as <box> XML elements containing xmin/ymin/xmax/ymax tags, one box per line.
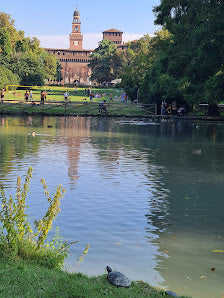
<box><xmin>0</xmin><ymin>65</ymin><xmax>19</xmax><ymax>89</ymax></box>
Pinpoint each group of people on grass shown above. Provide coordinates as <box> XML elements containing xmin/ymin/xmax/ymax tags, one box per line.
<box><xmin>24</xmin><ymin>90</ymin><xmax>33</xmax><ymax>101</ymax></box>
<box><xmin>24</xmin><ymin>89</ymin><xmax>46</xmax><ymax>104</ymax></box>
<box><xmin>161</xmin><ymin>99</ymin><xmax>185</xmax><ymax>116</ymax></box>
<box><xmin>1</xmin><ymin>88</ymin><xmax>127</xmax><ymax>105</ymax></box>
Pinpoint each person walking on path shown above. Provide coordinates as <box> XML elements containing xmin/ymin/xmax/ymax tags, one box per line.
<box><xmin>29</xmin><ymin>90</ymin><xmax>33</xmax><ymax>101</ymax></box>
<box><xmin>1</xmin><ymin>89</ymin><xmax>5</xmax><ymax>103</ymax></box>
<box><xmin>64</xmin><ymin>91</ymin><xmax>69</xmax><ymax>101</ymax></box>
<box><xmin>40</xmin><ymin>91</ymin><xmax>45</xmax><ymax>105</ymax></box>
<box><xmin>25</xmin><ymin>90</ymin><xmax>29</xmax><ymax>101</ymax></box>
<box><xmin>44</xmin><ymin>90</ymin><xmax>47</xmax><ymax>101</ymax></box>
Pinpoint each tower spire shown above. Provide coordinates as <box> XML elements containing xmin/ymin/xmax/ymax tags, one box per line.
<box><xmin>70</xmin><ymin>6</ymin><xmax>83</xmax><ymax>50</ymax></box>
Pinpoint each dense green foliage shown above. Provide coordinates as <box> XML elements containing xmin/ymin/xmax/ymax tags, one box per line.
<box><xmin>0</xmin><ymin>12</ymin><xmax>60</xmax><ymax>87</ymax></box>
<box><xmin>119</xmin><ymin>1</ymin><xmax>224</xmax><ymax>114</ymax></box>
<box><xmin>0</xmin><ymin>168</ymin><xmax>69</xmax><ymax>269</ymax></box>
<box><xmin>89</xmin><ymin>39</ymin><xmax>122</xmax><ymax>84</ymax></box>
<box><xmin>0</xmin><ymin>65</ymin><xmax>19</xmax><ymax>89</ymax></box>
<box><xmin>120</xmin><ymin>35</ymin><xmax>153</xmax><ymax>101</ymax></box>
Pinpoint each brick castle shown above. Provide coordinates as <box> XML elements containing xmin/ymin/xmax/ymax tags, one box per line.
<box><xmin>45</xmin><ymin>8</ymin><xmax>133</xmax><ymax>85</ymax></box>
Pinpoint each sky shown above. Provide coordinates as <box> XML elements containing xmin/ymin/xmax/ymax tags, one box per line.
<box><xmin>1</xmin><ymin>0</ymin><xmax>161</xmax><ymax>49</ymax></box>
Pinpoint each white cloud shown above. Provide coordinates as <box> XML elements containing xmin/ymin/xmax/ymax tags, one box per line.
<box><xmin>123</xmin><ymin>33</ymin><xmax>145</xmax><ymax>43</ymax></box>
<box><xmin>35</xmin><ymin>35</ymin><xmax>69</xmax><ymax>49</ymax></box>
<box><xmin>83</xmin><ymin>33</ymin><xmax>102</xmax><ymax>49</ymax></box>
<box><xmin>35</xmin><ymin>32</ymin><xmax>147</xmax><ymax>50</ymax></box>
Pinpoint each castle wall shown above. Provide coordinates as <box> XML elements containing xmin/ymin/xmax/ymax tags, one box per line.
<box><xmin>46</xmin><ymin>49</ymin><xmax>93</xmax><ymax>84</ymax></box>
<box><xmin>45</xmin><ymin>9</ymin><xmax>128</xmax><ymax>85</ymax></box>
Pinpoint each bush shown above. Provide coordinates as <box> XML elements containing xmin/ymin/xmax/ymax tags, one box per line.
<box><xmin>0</xmin><ymin>168</ymin><xmax>70</xmax><ymax>269</ymax></box>
<box><xmin>0</xmin><ymin>65</ymin><xmax>19</xmax><ymax>89</ymax></box>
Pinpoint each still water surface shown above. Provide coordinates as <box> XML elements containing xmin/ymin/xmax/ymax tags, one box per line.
<box><xmin>0</xmin><ymin>116</ymin><xmax>224</xmax><ymax>298</ymax></box>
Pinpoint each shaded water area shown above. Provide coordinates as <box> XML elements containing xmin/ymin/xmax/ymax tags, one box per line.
<box><xmin>0</xmin><ymin>115</ymin><xmax>224</xmax><ymax>298</ymax></box>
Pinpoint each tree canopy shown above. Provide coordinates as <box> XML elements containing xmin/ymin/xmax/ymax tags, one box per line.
<box><xmin>89</xmin><ymin>39</ymin><xmax>121</xmax><ymax>84</ymax></box>
<box><xmin>151</xmin><ymin>0</ymin><xmax>224</xmax><ymax>106</ymax></box>
<box><xmin>0</xmin><ymin>12</ymin><xmax>60</xmax><ymax>87</ymax></box>
<box><xmin>120</xmin><ymin>35</ymin><xmax>153</xmax><ymax>101</ymax></box>
<box><xmin>118</xmin><ymin>1</ymin><xmax>224</xmax><ymax>113</ymax></box>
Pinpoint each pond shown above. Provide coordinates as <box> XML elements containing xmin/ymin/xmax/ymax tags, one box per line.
<box><xmin>0</xmin><ymin>115</ymin><xmax>224</xmax><ymax>298</ymax></box>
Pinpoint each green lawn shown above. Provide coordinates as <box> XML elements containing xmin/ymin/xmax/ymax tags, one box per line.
<box><xmin>1</xmin><ymin>86</ymin><xmax>154</xmax><ymax>117</ymax></box>
<box><xmin>0</xmin><ymin>101</ymin><xmax>152</xmax><ymax>116</ymax></box>
<box><xmin>5</xmin><ymin>86</ymin><xmax>123</xmax><ymax>103</ymax></box>
<box><xmin>0</xmin><ymin>256</ymin><xmax>190</xmax><ymax>298</ymax></box>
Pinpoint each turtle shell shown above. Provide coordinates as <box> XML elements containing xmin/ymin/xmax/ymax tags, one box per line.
<box><xmin>107</xmin><ymin>267</ymin><xmax>132</xmax><ymax>287</ymax></box>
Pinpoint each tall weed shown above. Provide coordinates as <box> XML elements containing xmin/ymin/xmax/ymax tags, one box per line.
<box><xmin>0</xmin><ymin>167</ymin><xmax>72</xmax><ymax>269</ymax></box>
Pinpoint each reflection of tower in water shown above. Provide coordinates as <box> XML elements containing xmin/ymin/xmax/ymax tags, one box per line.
<box><xmin>59</xmin><ymin>117</ymin><xmax>90</xmax><ymax>186</ymax></box>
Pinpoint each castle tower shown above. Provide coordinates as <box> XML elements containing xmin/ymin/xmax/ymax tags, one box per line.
<box><xmin>103</xmin><ymin>29</ymin><xmax>123</xmax><ymax>45</ymax></box>
<box><xmin>69</xmin><ymin>7</ymin><xmax>83</xmax><ymax>50</ymax></box>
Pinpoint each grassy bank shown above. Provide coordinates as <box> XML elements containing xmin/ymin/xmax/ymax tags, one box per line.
<box><xmin>0</xmin><ymin>101</ymin><xmax>151</xmax><ymax>117</ymax></box>
<box><xmin>0</xmin><ymin>255</ymin><xmax>190</xmax><ymax>298</ymax></box>
<box><xmin>1</xmin><ymin>86</ymin><xmax>155</xmax><ymax>117</ymax></box>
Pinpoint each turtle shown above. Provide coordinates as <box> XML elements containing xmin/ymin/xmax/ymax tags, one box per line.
<box><xmin>165</xmin><ymin>290</ymin><xmax>179</xmax><ymax>297</ymax></box>
<box><xmin>106</xmin><ymin>266</ymin><xmax>132</xmax><ymax>287</ymax></box>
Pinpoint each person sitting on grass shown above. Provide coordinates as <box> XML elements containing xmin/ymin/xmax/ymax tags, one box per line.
<box><xmin>98</xmin><ymin>100</ymin><xmax>107</xmax><ymax>114</ymax></box>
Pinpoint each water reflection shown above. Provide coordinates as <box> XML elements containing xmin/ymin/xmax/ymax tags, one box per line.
<box><xmin>0</xmin><ymin>116</ymin><xmax>224</xmax><ymax>298</ymax></box>
<box><xmin>58</xmin><ymin>117</ymin><xmax>91</xmax><ymax>187</ymax></box>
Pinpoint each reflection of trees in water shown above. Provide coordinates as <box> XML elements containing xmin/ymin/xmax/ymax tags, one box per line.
<box><xmin>141</xmin><ymin>120</ymin><xmax>224</xmax><ymax>295</ymax></box>
<box><xmin>88</xmin><ymin>118</ymin><xmax>224</xmax><ymax>295</ymax></box>
<box><xmin>0</xmin><ymin>116</ymin><xmax>40</xmax><ymax>177</ymax></box>
<box><xmin>0</xmin><ymin>115</ymin><xmax>92</xmax><ymax>187</ymax></box>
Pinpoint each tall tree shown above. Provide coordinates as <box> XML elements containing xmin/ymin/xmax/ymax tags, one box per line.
<box><xmin>0</xmin><ymin>28</ymin><xmax>12</xmax><ymax>56</ymax></box>
<box><xmin>150</xmin><ymin>0</ymin><xmax>224</xmax><ymax>114</ymax></box>
<box><xmin>89</xmin><ymin>39</ymin><xmax>119</xmax><ymax>84</ymax></box>
<box><xmin>120</xmin><ymin>35</ymin><xmax>152</xmax><ymax>101</ymax></box>
<box><xmin>139</xmin><ymin>30</ymin><xmax>180</xmax><ymax>105</ymax></box>
<box><xmin>0</xmin><ymin>12</ymin><xmax>21</xmax><ymax>45</ymax></box>
<box><xmin>0</xmin><ymin>12</ymin><xmax>62</xmax><ymax>87</ymax></box>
